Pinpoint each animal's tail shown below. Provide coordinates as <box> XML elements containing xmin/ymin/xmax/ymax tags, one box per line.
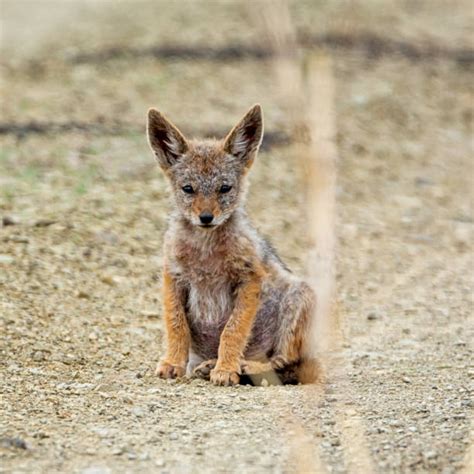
<box><xmin>275</xmin><ymin>357</ymin><xmax>323</xmax><ymax>385</ymax></box>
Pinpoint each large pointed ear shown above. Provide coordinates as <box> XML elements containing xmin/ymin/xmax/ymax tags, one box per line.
<box><xmin>147</xmin><ymin>108</ymin><xmax>188</xmax><ymax>170</ymax></box>
<box><xmin>223</xmin><ymin>104</ymin><xmax>263</xmax><ymax>166</ymax></box>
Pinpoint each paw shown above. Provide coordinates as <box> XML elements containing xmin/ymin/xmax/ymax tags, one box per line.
<box><xmin>193</xmin><ymin>359</ymin><xmax>217</xmax><ymax>380</ymax></box>
<box><xmin>270</xmin><ymin>355</ymin><xmax>290</xmax><ymax>370</ymax></box>
<box><xmin>155</xmin><ymin>361</ymin><xmax>185</xmax><ymax>379</ymax></box>
<box><xmin>210</xmin><ymin>368</ymin><xmax>240</xmax><ymax>386</ymax></box>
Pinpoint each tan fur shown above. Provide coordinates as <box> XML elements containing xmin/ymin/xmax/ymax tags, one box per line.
<box><xmin>211</xmin><ymin>266</ymin><xmax>265</xmax><ymax>385</ymax></box>
<box><xmin>148</xmin><ymin>104</ymin><xmax>319</xmax><ymax>386</ymax></box>
<box><xmin>155</xmin><ymin>268</ymin><xmax>191</xmax><ymax>378</ymax></box>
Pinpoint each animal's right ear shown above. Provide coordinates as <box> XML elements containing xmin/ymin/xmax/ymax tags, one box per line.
<box><xmin>147</xmin><ymin>108</ymin><xmax>188</xmax><ymax>170</ymax></box>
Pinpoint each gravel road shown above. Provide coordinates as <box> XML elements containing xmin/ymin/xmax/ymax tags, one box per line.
<box><xmin>1</xmin><ymin>1</ymin><xmax>472</xmax><ymax>473</ymax></box>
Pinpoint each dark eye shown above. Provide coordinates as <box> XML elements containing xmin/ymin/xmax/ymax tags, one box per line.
<box><xmin>219</xmin><ymin>184</ymin><xmax>232</xmax><ymax>194</ymax></box>
<box><xmin>182</xmin><ymin>185</ymin><xmax>194</xmax><ymax>194</ymax></box>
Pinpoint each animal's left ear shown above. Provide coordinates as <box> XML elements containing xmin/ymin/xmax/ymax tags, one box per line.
<box><xmin>223</xmin><ymin>104</ymin><xmax>263</xmax><ymax>166</ymax></box>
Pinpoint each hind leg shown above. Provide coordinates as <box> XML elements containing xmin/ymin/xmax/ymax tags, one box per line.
<box><xmin>270</xmin><ymin>281</ymin><xmax>315</xmax><ymax>370</ymax></box>
<box><xmin>193</xmin><ymin>359</ymin><xmax>217</xmax><ymax>380</ymax></box>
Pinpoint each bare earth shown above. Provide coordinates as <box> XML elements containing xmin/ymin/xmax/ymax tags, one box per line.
<box><xmin>0</xmin><ymin>1</ymin><xmax>473</xmax><ymax>473</ymax></box>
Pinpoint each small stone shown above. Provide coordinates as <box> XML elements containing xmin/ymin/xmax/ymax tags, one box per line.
<box><xmin>155</xmin><ymin>459</ymin><xmax>165</xmax><ymax>467</ymax></box>
<box><xmin>2</xmin><ymin>216</ymin><xmax>18</xmax><ymax>226</ymax></box>
<box><xmin>77</xmin><ymin>290</ymin><xmax>90</xmax><ymax>299</ymax></box>
<box><xmin>9</xmin><ymin>235</ymin><xmax>29</xmax><ymax>243</ymax></box>
<box><xmin>367</xmin><ymin>311</ymin><xmax>381</xmax><ymax>321</ymax></box>
<box><xmin>454</xmin><ymin>223</ymin><xmax>471</xmax><ymax>248</ymax></box>
<box><xmin>100</xmin><ymin>275</ymin><xmax>118</xmax><ymax>286</ymax></box>
<box><xmin>127</xmin><ymin>452</ymin><xmax>137</xmax><ymax>460</ymax></box>
<box><xmin>91</xmin><ymin>427</ymin><xmax>110</xmax><ymax>438</ymax></box>
<box><xmin>81</xmin><ymin>466</ymin><xmax>111</xmax><ymax>474</ymax></box>
<box><xmin>366</xmin><ymin>283</ymin><xmax>378</xmax><ymax>292</ymax></box>
<box><xmin>0</xmin><ymin>437</ymin><xmax>28</xmax><ymax>450</ymax></box>
<box><xmin>0</xmin><ymin>255</ymin><xmax>14</xmax><ymax>265</ymax></box>
<box><xmin>140</xmin><ymin>310</ymin><xmax>160</xmax><ymax>319</ymax></box>
<box><xmin>32</xmin><ymin>350</ymin><xmax>48</xmax><ymax>362</ymax></box>
<box><xmin>132</xmin><ymin>407</ymin><xmax>145</xmax><ymax>418</ymax></box>
<box><xmin>402</xmin><ymin>377</ymin><xmax>411</xmax><ymax>384</ymax></box>
<box><xmin>424</xmin><ymin>450</ymin><xmax>437</xmax><ymax>460</ymax></box>
<box><xmin>169</xmin><ymin>432</ymin><xmax>179</xmax><ymax>440</ymax></box>
<box><xmin>34</xmin><ymin>219</ymin><xmax>56</xmax><ymax>227</ymax></box>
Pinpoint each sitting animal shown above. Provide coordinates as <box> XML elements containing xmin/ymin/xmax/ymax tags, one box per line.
<box><xmin>147</xmin><ymin>104</ymin><xmax>318</xmax><ymax>386</ymax></box>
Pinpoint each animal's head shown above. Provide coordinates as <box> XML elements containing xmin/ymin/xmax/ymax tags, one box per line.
<box><xmin>147</xmin><ymin>104</ymin><xmax>263</xmax><ymax>229</ymax></box>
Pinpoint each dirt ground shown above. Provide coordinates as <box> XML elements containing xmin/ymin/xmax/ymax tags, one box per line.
<box><xmin>0</xmin><ymin>1</ymin><xmax>473</xmax><ymax>473</ymax></box>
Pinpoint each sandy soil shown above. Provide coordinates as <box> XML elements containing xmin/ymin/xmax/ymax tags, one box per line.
<box><xmin>0</xmin><ymin>1</ymin><xmax>472</xmax><ymax>473</ymax></box>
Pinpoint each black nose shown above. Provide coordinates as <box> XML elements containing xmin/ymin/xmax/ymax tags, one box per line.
<box><xmin>199</xmin><ymin>212</ymin><xmax>214</xmax><ymax>225</ymax></box>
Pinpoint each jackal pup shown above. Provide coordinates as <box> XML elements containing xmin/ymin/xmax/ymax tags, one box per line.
<box><xmin>147</xmin><ymin>104</ymin><xmax>317</xmax><ymax>386</ymax></box>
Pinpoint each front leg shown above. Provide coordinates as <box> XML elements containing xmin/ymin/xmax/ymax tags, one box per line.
<box><xmin>211</xmin><ymin>271</ymin><xmax>263</xmax><ymax>386</ymax></box>
<box><xmin>156</xmin><ymin>267</ymin><xmax>190</xmax><ymax>379</ymax></box>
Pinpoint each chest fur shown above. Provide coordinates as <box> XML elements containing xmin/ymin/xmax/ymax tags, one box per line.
<box><xmin>171</xmin><ymin>234</ymin><xmax>241</xmax><ymax>324</ymax></box>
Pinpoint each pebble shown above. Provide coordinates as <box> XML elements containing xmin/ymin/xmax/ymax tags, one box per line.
<box><xmin>388</xmin><ymin>420</ymin><xmax>402</xmax><ymax>428</ymax></box>
<box><xmin>453</xmin><ymin>223</ymin><xmax>471</xmax><ymax>248</ymax></box>
<box><xmin>91</xmin><ymin>427</ymin><xmax>110</xmax><ymax>438</ymax></box>
<box><xmin>100</xmin><ymin>274</ymin><xmax>119</xmax><ymax>286</ymax></box>
<box><xmin>140</xmin><ymin>310</ymin><xmax>161</xmax><ymax>319</ymax></box>
<box><xmin>34</xmin><ymin>219</ymin><xmax>56</xmax><ymax>227</ymax></box>
<box><xmin>32</xmin><ymin>350</ymin><xmax>48</xmax><ymax>362</ymax></box>
<box><xmin>2</xmin><ymin>216</ymin><xmax>18</xmax><ymax>226</ymax></box>
<box><xmin>0</xmin><ymin>437</ymin><xmax>28</xmax><ymax>450</ymax></box>
<box><xmin>132</xmin><ymin>407</ymin><xmax>145</xmax><ymax>418</ymax></box>
<box><xmin>367</xmin><ymin>311</ymin><xmax>382</xmax><ymax>320</ymax></box>
<box><xmin>0</xmin><ymin>255</ymin><xmax>14</xmax><ymax>265</ymax></box>
<box><xmin>81</xmin><ymin>466</ymin><xmax>111</xmax><ymax>474</ymax></box>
